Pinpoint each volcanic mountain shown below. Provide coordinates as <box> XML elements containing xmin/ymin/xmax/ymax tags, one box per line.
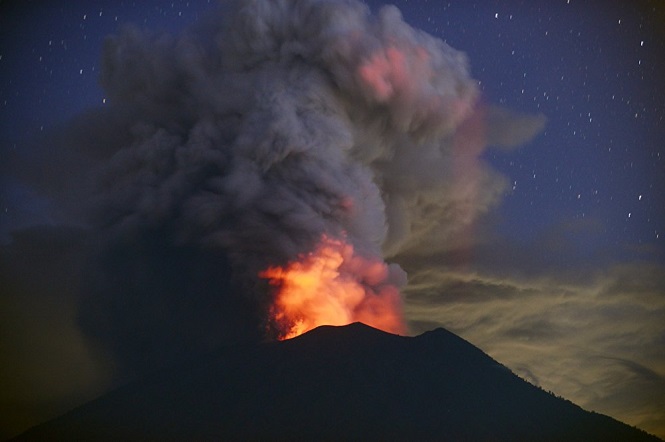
<box><xmin>15</xmin><ymin>323</ymin><xmax>660</xmax><ymax>441</ymax></box>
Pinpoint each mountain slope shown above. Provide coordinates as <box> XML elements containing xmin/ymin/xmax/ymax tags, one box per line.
<box><xmin>16</xmin><ymin>323</ymin><xmax>661</xmax><ymax>441</ymax></box>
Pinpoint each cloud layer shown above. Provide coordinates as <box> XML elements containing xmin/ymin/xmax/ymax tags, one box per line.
<box><xmin>404</xmin><ymin>246</ymin><xmax>665</xmax><ymax>438</ymax></box>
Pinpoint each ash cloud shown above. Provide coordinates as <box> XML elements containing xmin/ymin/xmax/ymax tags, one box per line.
<box><xmin>6</xmin><ymin>0</ymin><xmax>544</xmax><ymax>378</ymax></box>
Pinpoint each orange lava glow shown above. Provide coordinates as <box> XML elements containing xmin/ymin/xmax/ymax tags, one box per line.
<box><xmin>259</xmin><ymin>235</ymin><xmax>405</xmax><ymax>340</ymax></box>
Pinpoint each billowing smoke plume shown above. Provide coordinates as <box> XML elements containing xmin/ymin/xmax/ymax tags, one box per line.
<box><xmin>23</xmin><ymin>0</ymin><xmax>543</xmax><ymax>376</ymax></box>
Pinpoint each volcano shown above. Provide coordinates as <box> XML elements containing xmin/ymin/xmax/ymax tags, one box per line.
<box><xmin>15</xmin><ymin>323</ymin><xmax>660</xmax><ymax>441</ymax></box>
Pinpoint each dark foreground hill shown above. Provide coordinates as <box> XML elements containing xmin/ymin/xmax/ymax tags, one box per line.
<box><xmin>15</xmin><ymin>322</ymin><xmax>661</xmax><ymax>441</ymax></box>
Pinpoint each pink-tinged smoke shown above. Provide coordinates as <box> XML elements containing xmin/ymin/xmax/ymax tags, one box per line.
<box><xmin>358</xmin><ymin>44</ymin><xmax>473</xmax><ymax>130</ymax></box>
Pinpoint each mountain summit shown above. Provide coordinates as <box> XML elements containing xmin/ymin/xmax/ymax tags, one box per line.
<box><xmin>16</xmin><ymin>323</ymin><xmax>660</xmax><ymax>441</ymax></box>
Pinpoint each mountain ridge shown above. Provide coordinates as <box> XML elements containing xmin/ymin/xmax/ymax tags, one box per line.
<box><xmin>14</xmin><ymin>323</ymin><xmax>662</xmax><ymax>441</ymax></box>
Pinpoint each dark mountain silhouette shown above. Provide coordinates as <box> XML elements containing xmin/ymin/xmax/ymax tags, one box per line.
<box><xmin>15</xmin><ymin>323</ymin><xmax>661</xmax><ymax>441</ymax></box>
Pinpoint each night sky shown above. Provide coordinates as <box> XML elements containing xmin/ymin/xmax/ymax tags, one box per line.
<box><xmin>1</xmin><ymin>0</ymin><xmax>664</xmax><ymax>439</ymax></box>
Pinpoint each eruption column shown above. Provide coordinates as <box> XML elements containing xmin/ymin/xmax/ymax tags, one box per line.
<box><xmin>62</xmin><ymin>0</ymin><xmax>542</xmax><ymax>373</ymax></box>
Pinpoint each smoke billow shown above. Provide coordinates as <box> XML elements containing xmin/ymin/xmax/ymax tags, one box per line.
<box><xmin>19</xmin><ymin>0</ymin><xmax>543</xmax><ymax>376</ymax></box>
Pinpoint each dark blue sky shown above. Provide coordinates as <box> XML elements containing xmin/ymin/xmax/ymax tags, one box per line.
<box><xmin>378</xmin><ymin>0</ymin><xmax>664</xmax><ymax>262</ymax></box>
<box><xmin>2</xmin><ymin>0</ymin><xmax>662</xmax><ymax>262</ymax></box>
<box><xmin>1</xmin><ymin>0</ymin><xmax>664</xmax><ymax>439</ymax></box>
